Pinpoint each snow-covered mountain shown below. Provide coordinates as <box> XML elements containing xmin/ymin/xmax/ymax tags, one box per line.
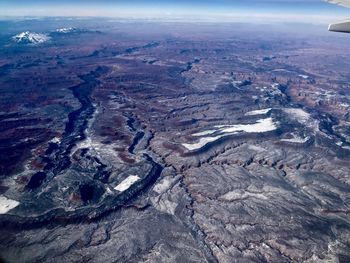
<box><xmin>12</xmin><ymin>31</ymin><xmax>50</xmax><ymax>44</ymax></box>
<box><xmin>12</xmin><ymin>28</ymin><xmax>100</xmax><ymax>45</ymax></box>
<box><xmin>55</xmin><ymin>27</ymin><xmax>76</xmax><ymax>33</ymax></box>
<box><xmin>52</xmin><ymin>27</ymin><xmax>99</xmax><ymax>35</ymax></box>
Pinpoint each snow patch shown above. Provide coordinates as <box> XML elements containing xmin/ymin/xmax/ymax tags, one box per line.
<box><xmin>218</xmin><ymin>118</ymin><xmax>277</xmax><ymax>134</ymax></box>
<box><xmin>114</xmin><ymin>175</ymin><xmax>140</xmax><ymax>192</ymax></box>
<box><xmin>153</xmin><ymin>176</ymin><xmax>178</xmax><ymax>194</ymax></box>
<box><xmin>245</xmin><ymin>108</ymin><xmax>272</xmax><ymax>116</ymax></box>
<box><xmin>281</xmin><ymin>136</ymin><xmax>310</xmax><ymax>144</ymax></box>
<box><xmin>283</xmin><ymin>108</ymin><xmax>310</xmax><ymax>123</ymax></box>
<box><xmin>155</xmin><ymin>199</ymin><xmax>178</xmax><ymax>215</ymax></box>
<box><xmin>50</xmin><ymin>137</ymin><xmax>61</xmax><ymax>144</ymax></box>
<box><xmin>271</xmin><ymin>83</ymin><xmax>280</xmax><ymax>89</ymax></box>
<box><xmin>183</xmin><ymin>135</ymin><xmax>226</xmax><ymax>151</ymax></box>
<box><xmin>0</xmin><ymin>196</ymin><xmax>19</xmax><ymax>214</ymax></box>
<box><xmin>192</xmin><ymin>129</ymin><xmax>217</xmax><ymax>137</ymax></box>
<box><xmin>183</xmin><ymin>118</ymin><xmax>277</xmax><ymax>151</ymax></box>
<box><xmin>337</xmin><ymin>142</ymin><xmax>350</xmax><ymax>150</ymax></box>
<box><xmin>220</xmin><ymin>190</ymin><xmax>268</xmax><ymax>202</ymax></box>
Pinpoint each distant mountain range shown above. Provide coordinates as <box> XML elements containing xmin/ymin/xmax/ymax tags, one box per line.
<box><xmin>12</xmin><ymin>28</ymin><xmax>100</xmax><ymax>44</ymax></box>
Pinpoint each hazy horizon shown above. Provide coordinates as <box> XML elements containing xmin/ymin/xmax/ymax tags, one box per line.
<box><xmin>1</xmin><ymin>0</ymin><xmax>349</xmax><ymax>23</ymax></box>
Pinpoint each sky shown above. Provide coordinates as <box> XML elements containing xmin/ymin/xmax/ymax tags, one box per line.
<box><xmin>0</xmin><ymin>0</ymin><xmax>349</xmax><ymax>23</ymax></box>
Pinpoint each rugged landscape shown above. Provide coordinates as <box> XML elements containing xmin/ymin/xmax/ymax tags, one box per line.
<box><xmin>0</xmin><ymin>19</ymin><xmax>349</xmax><ymax>262</ymax></box>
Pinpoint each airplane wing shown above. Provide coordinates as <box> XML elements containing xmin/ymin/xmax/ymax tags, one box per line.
<box><xmin>326</xmin><ymin>0</ymin><xmax>350</xmax><ymax>32</ymax></box>
<box><xmin>326</xmin><ymin>0</ymin><xmax>350</xmax><ymax>8</ymax></box>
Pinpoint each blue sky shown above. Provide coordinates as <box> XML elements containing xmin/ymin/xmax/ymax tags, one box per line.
<box><xmin>0</xmin><ymin>0</ymin><xmax>348</xmax><ymax>22</ymax></box>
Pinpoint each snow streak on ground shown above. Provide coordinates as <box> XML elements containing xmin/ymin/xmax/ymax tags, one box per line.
<box><xmin>183</xmin><ymin>118</ymin><xmax>277</xmax><ymax>151</ymax></box>
<box><xmin>114</xmin><ymin>176</ymin><xmax>140</xmax><ymax>192</ymax></box>
<box><xmin>0</xmin><ymin>196</ymin><xmax>19</xmax><ymax>214</ymax></box>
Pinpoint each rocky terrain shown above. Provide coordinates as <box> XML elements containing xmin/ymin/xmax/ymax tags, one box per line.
<box><xmin>0</xmin><ymin>19</ymin><xmax>349</xmax><ymax>262</ymax></box>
